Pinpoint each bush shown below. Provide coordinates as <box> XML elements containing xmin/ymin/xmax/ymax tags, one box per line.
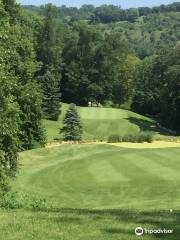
<box><xmin>0</xmin><ymin>169</ymin><xmax>10</xmax><ymax>196</ymax></box>
<box><xmin>108</xmin><ymin>132</ymin><xmax>153</xmax><ymax>143</ymax></box>
<box><xmin>138</xmin><ymin>132</ymin><xmax>153</xmax><ymax>143</ymax></box>
<box><xmin>0</xmin><ymin>191</ymin><xmax>49</xmax><ymax>210</ymax></box>
<box><xmin>107</xmin><ymin>135</ymin><xmax>123</xmax><ymax>143</ymax></box>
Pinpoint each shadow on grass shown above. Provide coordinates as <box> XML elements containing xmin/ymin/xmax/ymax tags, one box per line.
<box><xmin>127</xmin><ymin>116</ymin><xmax>177</xmax><ymax>137</ymax></box>
<box><xmin>36</xmin><ymin>208</ymin><xmax>180</xmax><ymax>239</ymax></box>
<box><xmin>51</xmin><ymin>216</ymin><xmax>82</xmax><ymax>223</ymax></box>
<box><xmin>127</xmin><ymin>116</ymin><xmax>155</xmax><ymax>131</ymax></box>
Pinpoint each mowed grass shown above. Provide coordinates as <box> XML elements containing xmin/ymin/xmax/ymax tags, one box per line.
<box><xmin>43</xmin><ymin>104</ymin><xmax>154</xmax><ymax>141</ymax></box>
<box><xmin>1</xmin><ymin>143</ymin><xmax>179</xmax><ymax>239</ymax></box>
<box><xmin>13</xmin><ymin>144</ymin><xmax>180</xmax><ymax>210</ymax></box>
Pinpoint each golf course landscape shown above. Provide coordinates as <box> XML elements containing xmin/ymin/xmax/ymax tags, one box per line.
<box><xmin>1</xmin><ymin>105</ymin><xmax>180</xmax><ymax>240</ymax></box>
<box><xmin>43</xmin><ymin>103</ymin><xmax>178</xmax><ymax>142</ymax></box>
<box><xmin>1</xmin><ymin>1</ymin><xmax>180</xmax><ymax>239</ymax></box>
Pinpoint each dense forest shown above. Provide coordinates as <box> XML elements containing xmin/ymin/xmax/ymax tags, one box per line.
<box><xmin>0</xmin><ymin>0</ymin><xmax>179</xmax><ymax>194</ymax></box>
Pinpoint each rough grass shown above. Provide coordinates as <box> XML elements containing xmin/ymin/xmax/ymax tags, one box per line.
<box><xmin>1</xmin><ymin>143</ymin><xmax>180</xmax><ymax>239</ymax></box>
<box><xmin>0</xmin><ymin>209</ymin><xmax>180</xmax><ymax>240</ymax></box>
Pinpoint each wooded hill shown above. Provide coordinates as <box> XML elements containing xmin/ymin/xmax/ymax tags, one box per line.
<box><xmin>23</xmin><ymin>2</ymin><xmax>180</xmax><ymax>58</ymax></box>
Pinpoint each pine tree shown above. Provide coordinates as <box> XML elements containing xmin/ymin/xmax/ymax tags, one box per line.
<box><xmin>40</xmin><ymin>71</ymin><xmax>60</xmax><ymax>121</ymax></box>
<box><xmin>61</xmin><ymin>104</ymin><xmax>83</xmax><ymax>141</ymax></box>
<box><xmin>37</xmin><ymin>4</ymin><xmax>63</xmax><ymax>120</ymax></box>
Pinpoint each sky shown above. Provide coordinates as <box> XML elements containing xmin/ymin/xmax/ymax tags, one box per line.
<box><xmin>16</xmin><ymin>0</ymin><xmax>176</xmax><ymax>8</ymax></box>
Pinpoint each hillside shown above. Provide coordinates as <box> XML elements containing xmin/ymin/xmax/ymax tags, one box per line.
<box><xmin>43</xmin><ymin>104</ymin><xmax>155</xmax><ymax>141</ymax></box>
<box><xmin>107</xmin><ymin>12</ymin><xmax>180</xmax><ymax>58</ymax></box>
<box><xmin>14</xmin><ymin>143</ymin><xmax>180</xmax><ymax>210</ymax></box>
<box><xmin>3</xmin><ymin>142</ymin><xmax>179</xmax><ymax>239</ymax></box>
<box><xmin>22</xmin><ymin>4</ymin><xmax>180</xmax><ymax>58</ymax></box>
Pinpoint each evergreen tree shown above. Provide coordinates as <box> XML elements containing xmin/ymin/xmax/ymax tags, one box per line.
<box><xmin>37</xmin><ymin>4</ymin><xmax>63</xmax><ymax>120</ymax></box>
<box><xmin>61</xmin><ymin>104</ymin><xmax>83</xmax><ymax>141</ymax></box>
<box><xmin>40</xmin><ymin>71</ymin><xmax>60</xmax><ymax>121</ymax></box>
<box><xmin>17</xmin><ymin>81</ymin><xmax>46</xmax><ymax>149</ymax></box>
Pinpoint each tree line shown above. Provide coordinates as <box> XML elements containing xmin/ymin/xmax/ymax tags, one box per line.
<box><xmin>24</xmin><ymin>2</ymin><xmax>180</xmax><ymax>23</ymax></box>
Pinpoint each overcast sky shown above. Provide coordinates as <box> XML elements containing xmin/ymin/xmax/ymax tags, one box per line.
<box><xmin>16</xmin><ymin>0</ymin><xmax>176</xmax><ymax>8</ymax></box>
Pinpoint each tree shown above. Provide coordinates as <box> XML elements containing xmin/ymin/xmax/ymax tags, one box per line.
<box><xmin>0</xmin><ymin>65</ymin><xmax>21</xmax><ymax>174</ymax></box>
<box><xmin>40</xmin><ymin>71</ymin><xmax>60</xmax><ymax>121</ymax></box>
<box><xmin>37</xmin><ymin>4</ymin><xmax>63</xmax><ymax>78</ymax></box>
<box><xmin>61</xmin><ymin>104</ymin><xmax>83</xmax><ymax>141</ymax></box>
<box><xmin>0</xmin><ymin>1</ymin><xmax>21</xmax><ymax>176</ymax></box>
<box><xmin>0</xmin><ymin>0</ymin><xmax>46</xmax><ymax>153</ymax></box>
<box><xmin>157</xmin><ymin>44</ymin><xmax>180</xmax><ymax>132</ymax></box>
<box><xmin>131</xmin><ymin>56</ymin><xmax>161</xmax><ymax>115</ymax></box>
<box><xmin>62</xmin><ymin>22</ymin><xmax>128</xmax><ymax>105</ymax></box>
<box><xmin>112</xmin><ymin>54</ymin><xmax>140</xmax><ymax>105</ymax></box>
<box><xmin>37</xmin><ymin>4</ymin><xmax>63</xmax><ymax>120</ymax></box>
<box><xmin>17</xmin><ymin>81</ymin><xmax>46</xmax><ymax>149</ymax></box>
<box><xmin>131</xmin><ymin>44</ymin><xmax>180</xmax><ymax>132</ymax></box>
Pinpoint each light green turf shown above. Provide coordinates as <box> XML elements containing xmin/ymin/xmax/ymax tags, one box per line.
<box><xmin>43</xmin><ymin>104</ymin><xmax>154</xmax><ymax>141</ymax></box>
<box><xmin>0</xmin><ymin>143</ymin><xmax>180</xmax><ymax>239</ymax></box>
<box><xmin>13</xmin><ymin>144</ymin><xmax>180</xmax><ymax>210</ymax></box>
<box><xmin>1</xmin><ymin>143</ymin><xmax>179</xmax><ymax>239</ymax></box>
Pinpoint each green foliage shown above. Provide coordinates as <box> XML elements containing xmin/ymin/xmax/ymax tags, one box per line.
<box><xmin>37</xmin><ymin>4</ymin><xmax>63</xmax><ymax>121</ymax></box>
<box><xmin>37</xmin><ymin>4</ymin><xmax>63</xmax><ymax>79</ymax></box>
<box><xmin>0</xmin><ymin>64</ymin><xmax>21</xmax><ymax>173</ymax></box>
<box><xmin>0</xmin><ymin>191</ymin><xmax>48</xmax><ymax>210</ymax></box>
<box><xmin>39</xmin><ymin>71</ymin><xmax>60</xmax><ymax>121</ymax></box>
<box><xmin>24</xmin><ymin>2</ymin><xmax>180</xmax><ymax>24</ymax></box>
<box><xmin>61</xmin><ymin>104</ymin><xmax>83</xmax><ymax>141</ymax></box>
<box><xmin>132</xmin><ymin>44</ymin><xmax>180</xmax><ymax>132</ymax></box>
<box><xmin>108</xmin><ymin>132</ymin><xmax>153</xmax><ymax>143</ymax></box>
<box><xmin>158</xmin><ymin>45</ymin><xmax>180</xmax><ymax>132</ymax></box>
<box><xmin>0</xmin><ymin>169</ymin><xmax>10</xmax><ymax>196</ymax></box>
<box><xmin>0</xmin><ymin>0</ymin><xmax>46</xmax><ymax>193</ymax></box>
<box><xmin>17</xmin><ymin>81</ymin><xmax>46</xmax><ymax>149</ymax></box>
<box><xmin>62</xmin><ymin>22</ymin><xmax>128</xmax><ymax>105</ymax></box>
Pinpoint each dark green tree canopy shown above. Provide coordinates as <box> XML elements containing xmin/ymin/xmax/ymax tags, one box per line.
<box><xmin>39</xmin><ymin>71</ymin><xmax>61</xmax><ymax>121</ymax></box>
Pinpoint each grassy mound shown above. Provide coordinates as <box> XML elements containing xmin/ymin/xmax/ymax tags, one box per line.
<box><xmin>43</xmin><ymin>104</ymin><xmax>154</xmax><ymax>141</ymax></box>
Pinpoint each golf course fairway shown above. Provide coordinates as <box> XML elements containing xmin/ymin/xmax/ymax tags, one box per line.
<box><xmin>0</xmin><ymin>142</ymin><xmax>179</xmax><ymax>239</ymax></box>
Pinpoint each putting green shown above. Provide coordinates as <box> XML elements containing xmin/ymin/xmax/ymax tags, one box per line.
<box><xmin>43</xmin><ymin>103</ymin><xmax>154</xmax><ymax>141</ymax></box>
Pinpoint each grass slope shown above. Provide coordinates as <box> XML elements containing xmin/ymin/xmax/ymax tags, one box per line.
<box><xmin>44</xmin><ymin>104</ymin><xmax>154</xmax><ymax>141</ymax></box>
<box><xmin>13</xmin><ymin>144</ymin><xmax>180</xmax><ymax>210</ymax></box>
<box><xmin>2</xmin><ymin>143</ymin><xmax>179</xmax><ymax>239</ymax></box>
